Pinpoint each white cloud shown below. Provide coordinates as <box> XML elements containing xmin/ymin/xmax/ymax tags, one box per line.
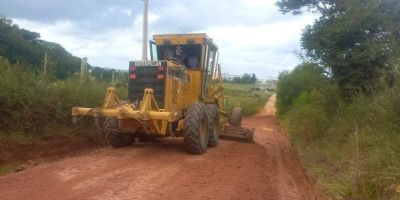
<box><xmin>13</xmin><ymin>13</ymin><xmax>162</xmax><ymax>69</ymax></box>
<box><xmin>199</xmin><ymin>13</ymin><xmax>315</xmax><ymax>78</ymax></box>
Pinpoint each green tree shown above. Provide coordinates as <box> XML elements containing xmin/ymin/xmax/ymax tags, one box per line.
<box><xmin>0</xmin><ymin>16</ymin><xmax>82</xmax><ymax>79</ymax></box>
<box><xmin>276</xmin><ymin>62</ymin><xmax>327</xmax><ymax>115</ymax></box>
<box><xmin>276</xmin><ymin>0</ymin><xmax>337</xmax><ymax>16</ymax></box>
<box><xmin>277</xmin><ymin>0</ymin><xmax>400</xmax><ymax>96</ymax></box>
<box><xmin>91</xmin><ymin>67</ymin><xmax>113</xmax><ymax>81</ymax></box>
<box><xmin>250</xmin><ymin>73</ymin><xmax>257</xmax><ymax>84</ymax></box>
<box><xmin>241</xmin><ymin>73</ymin><xmax>252</xmax><ymax>84</ymax></box>
<box><xmin>232</xmin><ymin>76</ymin><xmax>241</xmax><ymax>84</ymax></box>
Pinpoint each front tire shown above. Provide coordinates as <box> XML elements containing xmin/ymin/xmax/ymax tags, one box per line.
<box><xmin>183</xmin><ymin>103</ymin><xmax>209</xmax><ymax>154</ymax></box>
<box><xmin>230</xmin><ymin>106</ymin><xmax>242</xmax><ymax>126</ymax></box>
<box><xmin>206</xmin><ymin>104</ymin><xmax>220</xmax><ymax>147</ymax></box>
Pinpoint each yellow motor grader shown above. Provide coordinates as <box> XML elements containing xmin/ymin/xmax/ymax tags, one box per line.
<box><xmin>72</xmin><ymin>33</ymin><xmax>253</xmax><ymax>154</ymax></box>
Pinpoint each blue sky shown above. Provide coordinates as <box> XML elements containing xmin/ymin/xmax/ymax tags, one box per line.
<box><xmin>0</xmin><ymin>0</ymin><xmax>316</xmax><ymax>79</ymax></box>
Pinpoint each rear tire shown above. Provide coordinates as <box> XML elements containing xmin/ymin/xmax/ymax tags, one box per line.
<box><xmin>183</xmin><ymin>103</ymin><xmax>208</xmax><ymax>154</ymax></box>
<box><xmin>104</xmin><ymin>117</ymin><xmax>135</xmax><ymax>148</ymax></box>
<box><xmin>206</xmin><ymin>104</ymin><xmax>220</xmax><ymax>147</ymax></box>
<box><xmin>230</xmin><ymin>106</ymin><xmax>242</xmax><ymax>126</ymax></box>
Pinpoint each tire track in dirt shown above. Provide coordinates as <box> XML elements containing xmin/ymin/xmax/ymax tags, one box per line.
<box><xmin>270</xmin><ymin>128</ymin><xmax>301</xmax><ymax>200</ymax></box>
<box><xmin>247</xmin><ymin>95</ymin><xmax>322</xmax><ymax>200</ymax></box>
<box><xmin>91</xmin><ymin>163</ymin><xmax>180</xmax><ymax>200</ymax></box>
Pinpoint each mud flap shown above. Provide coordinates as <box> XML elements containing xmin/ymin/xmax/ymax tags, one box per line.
<box><xmin>221</xmin><ymin>125</ymin><xmax>255</xmax><ymax>143</ymax></box>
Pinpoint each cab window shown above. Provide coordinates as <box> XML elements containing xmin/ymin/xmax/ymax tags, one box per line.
<box><xmin>156</xmin><ymin>44</ymin><xmax>202</xmax><ymax>69</ymax></box>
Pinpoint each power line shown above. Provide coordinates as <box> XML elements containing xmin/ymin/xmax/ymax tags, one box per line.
<box><xmin>148</xmin><ymin>4</ymin><xmax>178</xmax><ymax>33</ymax></box>
<box><xmin>149</xmin><ymin>2</ymin><xmax>181</xmax><ymax>33</ymax></box>
<box><xmin>149</xmin><ymin>0</ymin><xmax>183</xmax><ymax>33</ymax></box>
<box><xmin>151</xmin><ymin>0</ymin><xmax>182</xmax><ymax>32</ymax></box>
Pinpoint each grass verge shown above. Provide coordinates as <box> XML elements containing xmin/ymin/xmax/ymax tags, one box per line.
<box><xmin>276</xmin><ymin>63</ymin><xmax>400</xmax><ymax>199</ymax></box>
<box><xmin>224</xmin><ymin>83</ymin><xmax>271</xmax><ymax>116</ymax></box>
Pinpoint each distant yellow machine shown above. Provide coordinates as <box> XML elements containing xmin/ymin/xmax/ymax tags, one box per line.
<box><xmin>72</xmin><ymin>33</ymin><xmax>253</xmax><ymax>154</ymax></box>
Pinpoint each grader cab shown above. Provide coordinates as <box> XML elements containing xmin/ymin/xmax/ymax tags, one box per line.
<box><xmin>72</xmin><ymin>33</ymin><xmax>253</xmax><ymax>154</ymax></box>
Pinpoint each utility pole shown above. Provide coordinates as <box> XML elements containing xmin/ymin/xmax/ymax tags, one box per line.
<box><xmin>111</xmin><ymin>70</ymin><xmax>115</xmax><ymax>87</ymax></box>
<box><xmin>43</xmin><ymin>52</ymin><xmax>48</xmax><ymax>76</ymax></box>
<box><xmin>85</xmin><ymin>58</ymin><xmax>89</xmax><ymax>81</ymax></box>
<box><xmin>80</xmin><ymin>57</ymin><xmax>88</xmax><ymax>83</ymax></box>
<box><xmin>142</xmin><ymin>0</ymin><xmax>149</xmax><ymax>60</ymax></box>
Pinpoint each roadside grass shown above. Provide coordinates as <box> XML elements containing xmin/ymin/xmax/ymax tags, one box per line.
<box><xmin>284</xmin><ymin>93</ymin><xmax>400</xmax><ymax>200</ymax></box>
<box><xmin>224</xmin><ymin>83</ymin><xmax>271</xmax><ymax>116</ymax></box>
<box><xmin>0</xmin><ymin>57</ymin><xmax>126</xmax><ymax>137</ymax></box>
<box><xmin>276</xmin><ymin>64</ymin><xmax>400</xmax><ymax>200</ymax></box>
<box><xmin>0</xmin><ymin>57</ymin><xmax>120</xmax><ymax>171</ymax></box>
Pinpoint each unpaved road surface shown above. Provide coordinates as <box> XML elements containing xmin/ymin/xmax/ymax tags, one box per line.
<box><xmin>0</xmin><ymin>95</ymin><xmax>321</xmax><ymax>200</ymax></box>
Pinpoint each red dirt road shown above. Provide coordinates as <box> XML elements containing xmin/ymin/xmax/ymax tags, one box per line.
<box><xmin>0</xmin><ymin>95</ymin><xmax>321</xmax><ymax>200</ymax></box>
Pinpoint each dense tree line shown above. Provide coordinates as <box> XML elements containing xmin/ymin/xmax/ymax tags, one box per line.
<box><xmin>0</xmin><ymin>16</ymin><xmax>127</xmax><ymax>81</ymax></box>
<box><xmin>91</xmin><ymin>67</ymin><xmax>128</xmax><ymax>86</ymax></box>
<box><xmin>0</xmin><ymin>16</ymin><xmax>84</xmax><ymax>79</ymax></box>
<box><xmin>224</xmin><ymin>73</ymin><xmax>257</xmax><ymax>84</ymax></box>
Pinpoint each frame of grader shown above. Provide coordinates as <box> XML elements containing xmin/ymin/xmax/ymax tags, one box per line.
<box><xmin>72</xmin><ymin>33</ymin><xmax>253</xmax><ymax>154</ymax></box>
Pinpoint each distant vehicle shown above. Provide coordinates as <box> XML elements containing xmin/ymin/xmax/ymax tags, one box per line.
<box><xmin>256</xmin><ymin>80</ymin><xmax>276</xmax><ymax>92</ymax></box>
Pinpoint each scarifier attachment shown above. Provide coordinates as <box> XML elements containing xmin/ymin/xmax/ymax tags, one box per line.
<box><xmin>221</xmin><ymin>125</ymin><xmax>255</xmax><ymax>143</ymax></box>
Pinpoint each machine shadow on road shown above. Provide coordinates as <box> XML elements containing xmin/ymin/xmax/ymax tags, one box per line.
<box><xmin>121</xmin><ymin>138</ymin><xmax>188</xmax><ymax>155</ymax></box>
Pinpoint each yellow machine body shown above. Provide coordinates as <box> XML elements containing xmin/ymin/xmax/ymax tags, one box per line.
<box><xmin>72</xmin><ymin>33</ymin><xmax>228</xmax><ymax>137</ymax></box>
<box><xmin>72</xmin><ymin>33</ymin><xmax>253</xmax><ymax>154</ymax></box>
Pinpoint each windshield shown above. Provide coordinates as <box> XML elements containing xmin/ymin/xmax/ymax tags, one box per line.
<box><xmin>156</xmin><ymin>44</ymin><xmax>202</xmax><ymax>69</ymax></box>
